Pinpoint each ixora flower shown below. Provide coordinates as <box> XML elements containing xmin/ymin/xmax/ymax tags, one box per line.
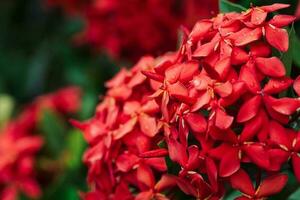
<box><xmin>73</xmin><ymin>4</ymin><xmax>300</xmax><ymax>200</ymax></box>
<box><xmin>46</xmin><ymin>0</ymin><xmax>218</xmax><ymax>61</ymax></box>
<box><xmin>0</xmin><ymin>86</ymin><xmax>81</xmax><ymax>200</ymax></box>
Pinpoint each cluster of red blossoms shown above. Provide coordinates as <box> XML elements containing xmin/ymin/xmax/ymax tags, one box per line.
<box><xmin>73</xmin><ymin>3</ymin><xmax>300</xmax><ymax>200</ymax></box>
<box><xmin>46</xmin><ymin>0</ymin><xmax>218</xmax><ymax>61</ymax></box>
<box><xmin>0</xmin><ymin>87</ymin><xmax>81</xmax><ymax>200</ymax></box>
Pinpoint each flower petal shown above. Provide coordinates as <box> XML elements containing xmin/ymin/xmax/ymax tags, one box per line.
<box><xmin>243</xmin><ymin>144</ymin><xmax>270</xmax><ymax>169</ymax></box>
<box><xmin>219</xmin><ymin>148</ymin><xmax>240</xmax><ymax>177</ymax></box>
<box><xmin>205</xmin><ymin>157</ymin><xmax>218</xmax><ymax>192</ymax></box>
<box><xmin>237</xmin><ymin>95</ymin><xmax>262</xmax><ymax>123</ymax></box>
<box><xmin>270</xmin><ymin>97</ymin><xmax>300</xmax><ymax>115</ymax></box>
<box><xmin>269</xmin><ymin>120</ymin><xmax>291</xmax><ymax>149</ymax></box>
<box><xmin>234</xmin><ymin>28</ymin><xmax>262</xmax><ymax>46</ymax></box>
<box><xmin>215</xmin><ymin>108</ymin><xmax>234</xmax><ymax>130</ymax></box>
<box><xmin>214</xmin><ymin>81</ymin><xmax>233</xmax><ymax>98</ymax></box>
<box><xmin>269</xmin><ymin>15</ymin><xmax>296</xmax><ymax>27</ymax></box>
<box><xmin>263</xmin><ymin>77</ymin><xmax>293</xmax><ymax>94</ymax></box>
<box><xmin>137</xmin><ymin>164</ymin><xmax>155</xmax><ymax>188</ymax></box>
<box><xmin>139</xmin><ymin>114</ymin><xmax>157</xmax><ymax>137</ymax></box>
<box><xmin>251</xmin><ymin>8</ymin><xmax>267</xmax><ymax>25</ymax></box>
<box><xmin>113</xmin><ymin>117</ymin><xmax>137</xmax><ymax>140</ymax></box>
<box><xmin>255</xmin><ymin>57</ymin><xmax>286</xmax><ymax>78</ymax></box>
<box><xmin>230</xmin><ymin>169</ymin><xmax>255</xmax><ymax>196</ymax></box>
<box><xmin>265</xmin><ymin>24</ymin><xmax>289</xmax><ymax>52</ymax></box>
<box><xmin>184</xmin><ymin>113</ymin><xmax>207</xmax><ymax>133</ymax></box>
<box><xmin>261</xmin><ymin>3</ymin><xmax>290</xmax><ymax>12</ymax></box>
<box><xmin>256</xmin><ymin>174</ymin><xmax>288</xmax><ymax>197</ymax></box>
<box><xmin>239</xmin><ymin>65</ymin><xmax>260</xmax><ymax>94</ymax></box>
<box><xmin>167</xmin><ymin>138</ymin><xmax>188</xmax><ymax>166</ymax></box>
<box><xmin>293</xmin><ymin>75</ymin><xmax>300</xmax><ymax>96</ymax></box>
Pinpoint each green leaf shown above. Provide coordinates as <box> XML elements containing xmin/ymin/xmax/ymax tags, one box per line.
<box><xmin>0</xmin><ymin>94</ymin><xmax>14</xmax><ymax>126</ymax></box>
<box><xmin>65</xmin><ymin>129</ymin><xmax>86</xmax><ymax>170</ymax></box>
<box><xmin>219</xmin><ymin>0</ymin><xmax>247</xmax><ymax>13</ymax></box>
<box><xmin>288</xmin><ymin>188</ymin><xmax>300</xmax><ymax>200</ymax></box>
<box><xmin>165</xmin><ymin>156</ymin><xmax>181</xmax><ymax>175</ymax></box>
<box><xmin>39</xmin><ymin>109</ymin><xmax>66</xmax><ymax>157</ymax></box>
<box><xmin>293</xmin><ymin>34</ymin><xmax>300</xmax><ymax>68</ymax></box>
<box><xmin>224</xmin><ymin>190</ymin><xmax>242</xmax><ymax>200</ymax></box>
<box><xmin>281</xmin><ymin>25</ymin><xmax>295</xmax><ymax>77</ymax></box>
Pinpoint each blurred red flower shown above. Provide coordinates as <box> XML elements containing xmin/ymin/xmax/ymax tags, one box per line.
<box><xmin>46</xmin><ymin>0</ymin><xmax>219</xmax><ymax>61</ymax></box>
<box><xmin>0</xmin><ymin>86</ymin><xmax>81</xmax><ymax>200</ymax></box>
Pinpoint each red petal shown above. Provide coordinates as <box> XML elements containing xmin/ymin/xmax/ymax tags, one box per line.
<box><xmin>268</xmin><ymin>149</ymin><xmax>290</xmax><ymax>171</ymax></box>
<box><xmin>184</xmin><ymin>113</ymin><xmax>207</xmax><ymax>133</ymax></box>
<box><xmin>243</xmin><ymin>144</ymin><xmax>270</xmax><ymax>169</ymax></box>
<box><xmin>139</xmin><ymin>114</ymin><xmax>157</xmax><ymax>137</ymax></box>
<box><xmin>175</xmin><ymin>177</ymin><xmax>197</xmax><ymax>197</ymax></box>
<box><xmin>255</xmin><ymin>57</ymin><xmax>286</xmax><ymax>78</ymax></box>
<box><xmin>144</xmin><ymin>158</ymin><xmax>167</xmax><ymax>172</ymax></box>
<box><xmin>219</xmin><ymin>148</ymin><xmax>240</xmax><ymax>177</ymax></box>
<box><xmin>116</xmin><ymin>152</ymin><xmax>139</xmax><ymax>172</ymax></box>
<box><xmin>239</xmin><ymin>65</ymin><xmax>260</xmax><ymax>94</ymax></box>
<box><xmin>179</xmin><ymin>61</ymin><xmax>199</xmax><ymax>83</ymax></box>
<box><xmin>219</xmin><ymin>81</ymin><xmax>246</xmax><ymax>107</ymax></box>
<box><xmin>167</xmin><ymin>138</ymin><xmax>188</xmax><ymax>166</ymax></box>
<box><xmin>165</xmin><ymin>64</ymin><xmax>182</xmax><ymax>83</ymax></box>
<box><xmin>113</xmin><ymin>117</ymin><xmax>137</xmax><ymax>140</ymax></box>
<box><xmin>137</xmin><ymin>164</ymin><xmax>155</xmax><ymax>188</ymax></box>
<box><xmin>240</xmin><ymin>110</ymin><xmax>264</xmax><ymax>142</ymax></box>
<box><xmin>251</xmin><ymin>8</ymin><xmax>267</xmax><ymax>25</ymax></box>
<box><xmin>269</xmin><ymin>15</ymin><xmax>296</xmax><ymax>27</ymax></box>
<box><xmin>193</xmin><ymin>41</ymin><xmax>216</xmax><ymax>57</ymax></box>
<box><xmin>191</xmin><ymin>91</ymin><xmax>211</xmax><ymax>112</ymax></box>
<box><xmin>231</xmin><ymin>47</ymin><xmax>249</xmax><ymax>65</ymax></box>
<box><xmin>161</xmin><ymin>91</ymin><xmax>170</xmax><ymax>122</ymax></box>
<box><xmin>261</xmin><ymin>3</ymin><xmax>290</xmax><ymax>12</ymax></box>
<box><xmin>293</xmin><ymin>75</ymin><xmax>300</xmax><ymax>96</ymax></box>
<box><xmin>189</xmin><ymin>21</ymin><xmax>212</xmax><ymax>42</ymax></box>
<box><xmin>205</xmin><ymin>157</ymin><xmax>218</xmax><ymax>192</ymax></box>
<box><xmin>142</xmin><ymin>70</ymin><xmax>164</xmax><ymax>82</ymax></box>
<box><xmin>214</xmin><ymin>57</ymin><xmax>231</xmax><ymax>80</ymax></box>
<box><xmin>263</xmin><ymin>77</ymin><xmax>293</xmax><ymax>94</ymax></box>
<box><xmin>237</xmin><ymin>95</ymin><xmax>262</xmax><ymax>123</ymax></box>
<box><xmin>234</xmin><ymin>28</ymin><xmax>262</xmax><ymax>46</ymax></box>
<box><xmin>269</xmin><ymin>120</ymin><xmax>291</xmax><ymax>149</ymax></box>
<box><xmin>186</xmin><ymin>145</ymin><xmax>200</xmax><ymax>170</ymax></box>
<box><xmin>168</xmin><ymin>82</ymin><xmax>189</xmax><ymax>98</ymax></box>
<box><xmin>139</xmin><ymin>149</ymin><xmax>168</xmax><ymax>158</ymax></box>
<box><xmin>265</xmin><ymin>24</ymin><xmax>289</xmax><ymax>52</ymax></box>
<box><xmin>19</xmin><ymin>179</ymin><xmax>41</xmax><ymax>198</ymax></box>
<box><xmin>154</xmin><ymin>174</ymin><xmax>177</xmax><ymax>192</ymax></box>
<box><xmin>256</xmin><ymin>174</ymin><xmax>288</xmax><ymax>197</ymax></box>
<box><xmin>263</xmin><ymin>95</ymin><xmax>290</xmax><ymax>124</ymax></box>
<box><xmin>270</xmin><ymin>97</ymin><xmax>300</xmax><ymax>115</ymax></box>
<box><xmin>135</xmin><ymin>191</ymin><xmax>153</xmax><ymax>200</ymax></box>
<box><xmin>214</xmin><ymin>81</ymin><xmax>233</xmax><ymax>98</ymax></box>
<box><xmin>292</xmin><ymin>154</ymin><xmax>300</xmax><ymax>182</ymax></box>
<box><xmin>215</xmin><ymin>108</ymin><xmax>234</xmax><ymax>130</ymax></box>
<box><xmin>230</xmin><ymin>169</ymin><xmax>255</xmax><ymax>196</ymax></box>
<box><xmin>249</xmin><ymin>42</ymin><xmax>271</xmax><ymax>57</ymax></box>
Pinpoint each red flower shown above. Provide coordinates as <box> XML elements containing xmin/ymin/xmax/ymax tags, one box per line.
<box><xmin>0</xmin><ymin>86</ymin><xmax>82</xmax><ymax>200</ymax></box>
<box><xmin>46</xmin><ymin>0</ymin><xmax>219</xmax><ymax>61</ymax></box>
<box><xmin>74</xmin><ymin>4</ymin><xmax>298</xmax><ymax>199</ymax></box>
<box><xmin>230</xmin><ymin>169</ymin><xmax>288</xmax><ymax>200</ymax></box>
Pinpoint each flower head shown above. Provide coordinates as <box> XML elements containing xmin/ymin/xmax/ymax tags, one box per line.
<box><xmin>75</xmin><ymin>4</ymin><xmax>299</xmax><ymax>199</ymax></box>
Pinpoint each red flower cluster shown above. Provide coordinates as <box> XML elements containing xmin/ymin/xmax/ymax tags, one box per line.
<box><xmin>0</xmin><ymin>87</ymin><xmax>81</xmax><ymax>200</ymax></box>
<box><xmin>46</xmin><ymin>0</ymin><xmax>218</xmax><ymax>61</ymax></box>
<box><xmin>73</xmin><ymin>4</ymin><xmax>300</xmax><ymax>200</ymax></box>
